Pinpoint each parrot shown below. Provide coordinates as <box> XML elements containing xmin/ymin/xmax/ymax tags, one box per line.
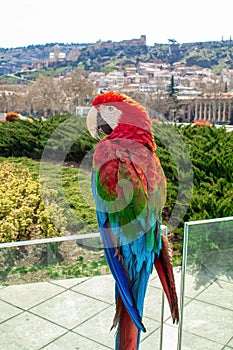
<box><xmin>86</xmin><ymin>91</ymin><xmax>179</xmax><ymax>350</ymax></box>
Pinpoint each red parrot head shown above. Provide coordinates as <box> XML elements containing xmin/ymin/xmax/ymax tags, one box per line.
<box><xmin>86</xmin><ymin>91</ymin><xmax>152</xmax><ymax>141</ymax></box>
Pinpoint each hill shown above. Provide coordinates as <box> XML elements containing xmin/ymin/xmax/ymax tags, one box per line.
<box><xmin>1</xmin><ymin>37</ymin><xmax>233</xmax><ymax>76</ymax></box>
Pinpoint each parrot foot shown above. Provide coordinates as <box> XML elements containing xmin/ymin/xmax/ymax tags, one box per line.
<box><xmin>114</xmin><ymin>248</ymin><xmax>122</xmax><ymax>261</ymax></box>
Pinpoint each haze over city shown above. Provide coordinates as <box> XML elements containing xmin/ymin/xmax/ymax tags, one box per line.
<box><xmin>2</xmin><ymin>0</ymin><xmax>233</xmax><ymax>48</ymax></box>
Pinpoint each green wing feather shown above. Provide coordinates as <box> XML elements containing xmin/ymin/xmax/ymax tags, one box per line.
<box><xmin>95</xmin><ymin>139</ymin><xmax>166</xmax><ymax>248</ymax></box>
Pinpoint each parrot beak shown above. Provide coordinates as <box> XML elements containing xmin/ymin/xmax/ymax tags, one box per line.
<box><xmin>87</xmin><ymin>106</ymin><xmax>100</xmax><ymax>140</ymax></box>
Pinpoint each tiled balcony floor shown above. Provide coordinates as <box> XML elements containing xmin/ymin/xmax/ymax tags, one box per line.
<box><xmin>0</xmin><ymin>268</ymin><xmax>232</xmax><ymax>350</ymax></box>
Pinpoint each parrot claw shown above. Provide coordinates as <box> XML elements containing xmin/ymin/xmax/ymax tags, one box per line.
<box><xmin>114</xmin><ymin>248</ymin><xmax>122</xmax><ymax>261</ymax></box>
<box><xmin>114</xmin><ymin>248</ymin><xmax>119</xmax><ymax>257</ymax></box>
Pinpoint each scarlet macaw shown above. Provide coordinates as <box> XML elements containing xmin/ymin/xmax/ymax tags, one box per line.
<box><xmin>87</xmin><ymin>91</ymin><xmax>179</xmax><ymax>350</ymax></box>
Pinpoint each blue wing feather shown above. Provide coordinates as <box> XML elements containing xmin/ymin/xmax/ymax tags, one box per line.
<box><xmin>92</xmin><ymin>171</ymin><xmax>146</xmax><ymax>332</ymax></box>
<box><xmin>91</xmin><ymin>139</ymin><xmax>164</xmax><ymax>335</ymax></box>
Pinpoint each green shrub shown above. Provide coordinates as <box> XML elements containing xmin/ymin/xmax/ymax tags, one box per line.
<box><xmin>0</xmin><ymin>162</ymin><xmax>67</xmax><ymax>242</ymax></box>
<box><xmin>180</xmin><ymin>125</ymin><xmax>233</xmax><ymax>222</ymax></box>
<box><xmin>0</xmin><ymin>118</ymin><xmax>232</xmax><ymax>244</ymax></box>
<box><xmin>152</xmin><ymin>123</ymin><xmax>233</xmax><ymax>241</ymax></box>
<box><xmin>0</xmin><ymin>115</ymin><xmax>96</xmax><ymax>163</ymax></box>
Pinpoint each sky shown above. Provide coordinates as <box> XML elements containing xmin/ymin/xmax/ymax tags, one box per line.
<box><xmin>1</xmin><ymin>0</ymin><xmax>233</xmax><ymax>48</ymax></box>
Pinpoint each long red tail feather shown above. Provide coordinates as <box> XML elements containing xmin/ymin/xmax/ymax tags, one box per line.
<box><xmin>112</xmin><ymin>294</ymin><xmax>139</xmax><ymax>350</ymax></box>
<box><xmin>119</xmin><ymin>302</ymin><xmax>138</xmax><ymax>350</ymax></box>
<box><xmin>154</xmin><ymin>235</ymin><xmax>179</xmax><ymax>324</ymax></box>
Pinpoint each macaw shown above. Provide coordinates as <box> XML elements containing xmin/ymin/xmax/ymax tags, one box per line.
<box><xmin>87</xmin><ymin>91</ymin><xmax>179</xmax><ymax>350</ymax></box>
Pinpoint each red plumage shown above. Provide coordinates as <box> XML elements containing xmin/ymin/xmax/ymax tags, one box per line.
<box><xmin>154</xmin><ymin>235</ymin><xmax>179</xmax><ymax>323</ymax></box>
<box><xmin>89</xmin><ymin>91</ymin><xmax>179</xmax><ymax>350</ymax></box>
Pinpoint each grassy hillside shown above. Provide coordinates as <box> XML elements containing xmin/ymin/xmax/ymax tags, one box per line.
<box><xmin>2</xmin><ymin>40</ymin><xmax>233</xmax><ymax>79</ymax></box>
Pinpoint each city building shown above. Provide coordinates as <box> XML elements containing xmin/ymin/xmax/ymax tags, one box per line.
<box><xmin>49</xmin><ymin>45</ymin><xmax>66</xmax><ymax>63</ymax></box>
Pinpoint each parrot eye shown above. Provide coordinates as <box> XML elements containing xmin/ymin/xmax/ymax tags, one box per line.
<box><xmin>99</xmin><ymin>104</ymin><xmax>121</xmax><ymax>130</ymax></box>
<box><xmin>107</xmin><ymin>106</ymin><xmax>116</xmax><ymax>113</ymax></box>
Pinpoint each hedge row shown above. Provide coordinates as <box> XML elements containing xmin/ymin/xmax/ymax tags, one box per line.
<box><xmin>152</xmin><ymin>123</ymin><xmax>233</xmax><ymax>239</ymax></box>
<box><xmin>0</xmin><ymin>116</ymin><xmax>232</xmax><ymax>242</ymax></box>
<box><xmin>0</xmin><ymin>115</ymin><xmax>96</xmax><ymax>162</ymax></box>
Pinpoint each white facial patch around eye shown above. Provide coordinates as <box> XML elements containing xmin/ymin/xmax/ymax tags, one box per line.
<box><xmin>99</xmin><ymin>104</ymin><xmax>121</xmax><ymax>130</ymax></box>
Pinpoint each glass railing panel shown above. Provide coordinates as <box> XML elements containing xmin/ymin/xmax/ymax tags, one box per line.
<box><xmin>0</xmin><ymin>227</ymin><xmax>168</xmax><ymax>349</ymax></box>
<box><xmin>178</xmin><ymin>217</ymin><xmax>233</xmax><ymax>350</ymax></box>
<box><xmin>0</xmin><ymin>233</ymin><xmax>105</xmax><ymax>285</ymax></box>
